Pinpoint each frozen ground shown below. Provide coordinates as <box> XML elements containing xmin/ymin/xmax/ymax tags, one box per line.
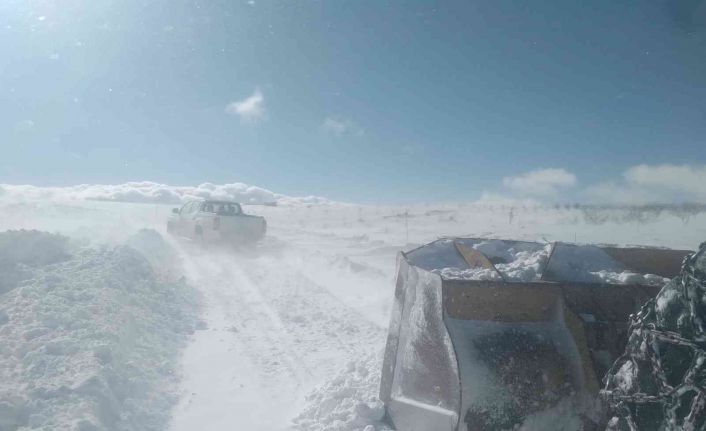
<box><xmin>1</xmin><ymin>193</ymin><xmax>705</xmax><ymax>430</ymax></box>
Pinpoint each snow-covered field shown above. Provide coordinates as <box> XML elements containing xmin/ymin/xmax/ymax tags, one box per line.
<box><xmin>1</xmin><ymin>193</ymin><xmax>705</xmax><ymax>431</ymax></box>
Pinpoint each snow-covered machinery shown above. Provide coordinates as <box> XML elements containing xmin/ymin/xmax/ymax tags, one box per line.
<box><xmin>379</xmin><ymin>238</ymin><xmax>693</xmax><ymax>430</ymax></box>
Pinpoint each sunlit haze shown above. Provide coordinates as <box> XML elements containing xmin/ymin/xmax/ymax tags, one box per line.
<box><xmin>2</xmin><ymin>1</ymin><xmax>705</xmax><ymax>203</ymax></box>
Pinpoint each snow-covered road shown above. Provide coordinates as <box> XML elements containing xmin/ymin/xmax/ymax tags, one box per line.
<box><xmin>2</xmin><ymin>198</ymin><xmax>705</xmax><ymax>430</ymax></box>
<box><xmin>168</xmin><ymin>240</ymin><xmax>387</xmax><ymax>431</ymax></box>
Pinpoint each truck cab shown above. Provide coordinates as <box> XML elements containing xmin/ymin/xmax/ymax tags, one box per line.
<box><xmin>167</xmin><ymin>200</ymin><xmax>266</xmax><ymax>243</ymax></box>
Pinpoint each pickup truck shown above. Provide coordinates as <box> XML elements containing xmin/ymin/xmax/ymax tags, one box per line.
<box><xmin>167</xmin><ymin>200</ymin><xmax>266</xmax><ymax>243</ymax></box>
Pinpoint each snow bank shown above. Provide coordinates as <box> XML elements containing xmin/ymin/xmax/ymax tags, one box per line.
<box><xmin>125</xmin><ymin>229</ymin><xmax>180</xmax><ymax>276</ymax></box>
<box><xmin>0</xmin><ymin>182</ymin><xmax>329</xmax><ymax>206</ymax></box>
<box><xmin>0</xmin><ymin>230</ymin><xmax>199</xmax><ymax>430</ymax></box>
<box><xmin>292</xmin><ymin>353</ymin><xmax>389</xmax><ymax>431</ymax></box>
<box><xmin>0</xmin><ymin>230</ymin><xmax>71</xmax><ymax>294</ymax></box>
<box><xmin>0</xmin><ymin>230</ymin><xmax>71</xmax><ymax>268</ymax></box>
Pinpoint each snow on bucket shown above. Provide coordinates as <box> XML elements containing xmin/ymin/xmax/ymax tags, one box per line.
<box><xmin>380</xmin><ymin>238</ymin><xmax>692</xmax><ymax>431</ymax></box>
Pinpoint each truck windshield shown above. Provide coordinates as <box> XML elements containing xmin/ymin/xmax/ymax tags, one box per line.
<box><xmin>202</xmin><ymin>202</ymin><xmax>241</xmax><ymax>215</ymax></box>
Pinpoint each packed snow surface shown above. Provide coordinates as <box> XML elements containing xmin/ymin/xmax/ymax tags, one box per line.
<box><xmin>1</xmin><ymin>192</ymin><xmax>705</xmax><ymax>430</ymax></box>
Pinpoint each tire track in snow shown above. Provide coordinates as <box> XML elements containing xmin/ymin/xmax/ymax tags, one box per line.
<box><xmin>207</xmin><ymin>253</ymin><xmax>313</xmax><ymax>384</ymax></box>
<box><xmin>170</xmin><ymin>246</ymin><xmax>306</xmax><ymax>431</ymax></box>
<box><xmin>233</xmin><ymin>253</ymin><xmax>385</xmax><ymax>378</ymax></box>
<box><xmin>182</xmin><ymin>249</ymin><xmax>310</xmax><ymax>385</ymax></box>
<box><xmin>169</xmin><ymin>240</ymin><xmax>386</xmax><ymax>431</ymax></box>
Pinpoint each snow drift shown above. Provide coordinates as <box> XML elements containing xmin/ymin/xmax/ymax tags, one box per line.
<box><xmin>293</xmin><ymin>353</ymin><xmax>389</xmax><ymax>431</ymax></box>
<box><xmin>0</xmin><ymin>230</ymin><xmax>199</xmax><ymax>431</ymax></box>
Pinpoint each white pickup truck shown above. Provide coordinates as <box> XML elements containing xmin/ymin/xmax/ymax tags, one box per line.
<box><xmin>167</xmin><ymin>200</ymin><xmax>266</xmax><ymax>243</ymax></box>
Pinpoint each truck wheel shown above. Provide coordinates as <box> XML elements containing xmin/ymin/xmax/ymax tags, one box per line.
<box><xmin>194</xmin><ymin>225</ymin><xmax>204</xmax><ymax>242</ymax></box>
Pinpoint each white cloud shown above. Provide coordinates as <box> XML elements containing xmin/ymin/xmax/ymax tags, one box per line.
<box><xmin>321</xmin><ymin>117</ymin><xmax>364</xmax><ymax>137</ymax></box>
<box><xmin>0</xmin><ymin>181</ymin><xmax>329</xmax><ymax>206</ymax></box>
<box><xmin>585</xmin><ymin>164</ymin><xmax>706</xmax><ymax>204</ymax></box>
<box><xmin>225</xmin><ymin>89</ymin><xmax>265</xmax><ymax>123</ymax></box>
<box><xmin>502</xmin><ymin>168</ymin><xmax>577</xmax><ymax>197</ymax></box>
<box><xmin>583</xmin><ymin>182</ymin><xmax>656</xmax><ymax>205</ymax></box>
<box><xmin>624</xmin><ymin>164</ymin><xmax>706</xmax><ymax>195</ymax></box>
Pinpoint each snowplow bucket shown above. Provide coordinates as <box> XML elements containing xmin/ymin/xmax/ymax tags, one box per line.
<box><xmin>379</xmin><ymin>238</ymin><xmax>692</xmax><ymax>431</ymax></box>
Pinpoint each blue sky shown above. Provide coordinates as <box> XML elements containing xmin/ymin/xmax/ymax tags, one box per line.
<box><xmin>1</xmin><ymin>0</ymin><xmax>705</xmax><ymax>203</ymax></box>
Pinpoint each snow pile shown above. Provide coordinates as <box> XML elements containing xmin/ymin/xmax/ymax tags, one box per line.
<box><xmin>0</xmin><ymin>230</ymin><xmax>71</xmax><ymax>267</ymax></box>
<box><xmin>292</xmin><ymin>353</ymin><xmax>389</xmax><ymax>431</ymax></box>
<box><xmin>434</xmin><ymin>241</ymin><xmax>552</xmax><ymax>282</ymax></box>
<box><xmin>0</xmin><ymin>230</ymin><xmax>71</xmax><ymax>294</ymax></box>
<box><xmin>0</xmin><ymin>182</ymin><xmax>329</xmax><ymax>206</ymax></box>
<box><xmin>544</xmin><ymin>244</ymin><xmax>673</xmax><ymax>286</ymax></box>
<box><xmin>125</xmin><ymin>229</ymin><xmax>180</xmax><ymax>275</ymax></box>
<box><xmin>435</xmin><ymin>265</ymin><xmax>504</xmax><ymax>281</ymax></box>
<box><xmin>495</xmin><ymin>243</ymin><xmax>553</xmax><ymax>282</ymax></box>
<box><xmin>431</xmin><ymin>240</ymin><xmax>672</xmax><ymax>286</ymax></box>
<box><xmin>0</xmin><ymin>230</ymin><xmax>199</xmax><ymax>430</ymax></box>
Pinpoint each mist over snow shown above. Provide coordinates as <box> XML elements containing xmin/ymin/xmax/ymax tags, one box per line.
<box><xmin>0</xmin><ymin>182</ymin><xmax>329</xmax><ymax>206</ymax></box>
<box><xmin>1</xmin><ymin>187</ymin><xmax>706</xmax><ymax>430</ymax></box>
<box><xmin>1</xmin><ymin>163</ymin><xmax>705</xmax><ymax>210</ymax></box>
<box><xmin>585</xmin><ymin>164</ymin><xmax>706</xmax><ymax>205</ymax></box>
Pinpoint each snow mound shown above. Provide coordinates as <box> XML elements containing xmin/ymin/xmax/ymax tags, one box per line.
<box><xmin>0</xmin><ymin>230</ymin><xmax>71</xmax><ymax>294</ymax></box>
<box><xmin>434</xmin><ymin>241</ymin><xmax>552</xmax><ymax>282</ymax></box>
<box><xmin>0</xmin><ymin>231</ymin><xmax>199</xmax><ymax>431</ymax></box>
<box><xmin>0</xmin><ymin>229</ymin><xmax>70</xmax><ymax>267</ymax></box>
<box><xmin>430</xmin><ymin>240</ymin><xmax>672</xmax><ymax>286</ymax></box>
<box><xmin>125</xmin><ymin>229</ymin><xmax>180</xmax><ymax>274</ymax></box>
<box><xmin>435</xmin><ymin>265</ymin><xmax>504</xmax><ymax>281</ymax></box>
<box><xmin>292</xmin><ymin>353</ymin><xmax>390</xmax><ymax>431</ymax></box>
<box><xmin>0</xmin><ymin>182</ymin><xmax>330</xmax><ymax>206</ymax></box>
